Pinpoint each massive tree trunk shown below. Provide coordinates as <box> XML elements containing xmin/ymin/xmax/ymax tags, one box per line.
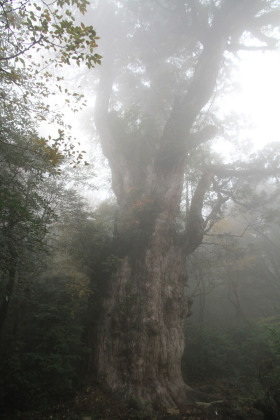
<box><xmin>95</xmin><ymin>167</ymin><xmax>214</xmax><ymax>407</ymax></box>
<box><xmin>98</xmin><ymin>223</ymin><xmax>192</xmax><ymax>407</ymax></box>
<box><xmin>92</xmin><ymin>0</ymin><xmax>273</xmax><ymax>409</ymax></box>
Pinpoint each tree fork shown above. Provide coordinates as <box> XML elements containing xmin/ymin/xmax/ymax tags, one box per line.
<box><xmin>92</xmin><ymin>0</ymin><xmax>279</xmax><ymax>409</ymax></box>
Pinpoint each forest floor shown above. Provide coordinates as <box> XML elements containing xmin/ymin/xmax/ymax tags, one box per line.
<box><xmin>13</xmin><ymin>380</ymin><xmax>277</xmax><ymax>420</ymax></box>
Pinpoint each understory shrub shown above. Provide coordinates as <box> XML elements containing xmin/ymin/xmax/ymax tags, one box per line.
<box><xmin>182</xmin><ymin>322</ymin><xmax>273</xmax><ymax>389</ymax></box>
<box><xmin>0</xmin><ymin>276</ymin><xmax>88</xmax><ymax>413</ymax></box>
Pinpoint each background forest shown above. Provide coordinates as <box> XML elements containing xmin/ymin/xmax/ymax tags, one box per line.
<box><xmin>1</xmin><ymin>0</ymin><xmax>280</xmax><ymax>419</ymax></box>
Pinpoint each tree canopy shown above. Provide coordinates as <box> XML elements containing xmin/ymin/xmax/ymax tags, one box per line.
<box><xmin>0</xmin><ymin>0</ymin><xmax>100</xmax><ymax>335</ymax></box>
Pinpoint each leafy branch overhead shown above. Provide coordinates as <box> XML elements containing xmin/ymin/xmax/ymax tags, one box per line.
<box><xmin>0</xmin><ymin>0</ymin><xmax>101</xmax><ymax>334</ymax></box>
<box><xmin>0</xmin><ymin>0</ymin><xmax>101</xmax><ymax>69</ymax></box>
<box><xmin>0</xmin><ymin>0</ymin><xmax>101</xmax><ymax>168</ymax></box>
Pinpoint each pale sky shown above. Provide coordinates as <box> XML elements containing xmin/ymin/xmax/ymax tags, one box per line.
<box><xmin>237</xmin><ymin>51</ymin><xmax>280</xmax><ymax>145</ymax></box>
<box><xmin>216</xmin><ymin>50</ymin><xmax>280</xmax><ymax>156</ymax></box>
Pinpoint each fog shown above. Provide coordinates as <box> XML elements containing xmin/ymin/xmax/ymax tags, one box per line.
<box><xmin>1</xmin><ymin>1</ymin><xmax>280</xmax><ymax>418</ymax></box>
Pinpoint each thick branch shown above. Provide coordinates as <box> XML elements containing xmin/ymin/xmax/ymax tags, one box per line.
<box><xmin>95</xmin><ymin>58</ymin><xmax>129</xmax><ymax>202</ymax></box>
<box><xmin>208</xmin><ymin>165</ymin><xmax>280</xmax><ymax>179</ymax></box>
<box><xmin>158</xmin><ymin>0</ymin><xmax>265</xmax><ymax>162</ymax></box>
<box><xmin>179</xmin><ymin>158</ymin><xmax>280</xmax><ymax>255</ymax></box>
<box><xmin>183</xmin><ymin>171</ymin><xmax>214</xmax><ymax>255</ymax></box>
<box><xmin>227</xmin><ymin>43</ymin><xmax>276</xmax><ymax>52</ymax></box>
<box><xmin>94</xmin><ymin>59</ymin><xmax>115</xmax><ymax>158</ymax></box>
<box><xmin>188</xmin><ymin>125</ymin><xmax>218</xmax><ymax>149</ymax></box>
<box><xmin>160</xmin><ymin>35</ymin><xmax>226</xmax><ymax>155</ymax></box>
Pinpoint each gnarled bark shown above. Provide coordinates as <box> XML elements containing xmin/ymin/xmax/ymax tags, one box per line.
<box><xmin>97</xmin><ymin>215</ymin><xmax>193</xmax><ymax>408</ymax></box>
<box><xmin>92</xmin><ymin>0</ymin><xmax>276</xmax><ymax>409</ymax></box>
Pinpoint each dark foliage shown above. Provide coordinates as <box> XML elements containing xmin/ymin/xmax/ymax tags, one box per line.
<box><xmin>0</xmin><ymin>276</ymin><xmax>88</xmax><ymax>413</ymax></box>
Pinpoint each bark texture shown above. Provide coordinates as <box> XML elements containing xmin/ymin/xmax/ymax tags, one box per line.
<box><xmin>92</xmin><ymin>0</ymin><xmax>274</xmax><ymax>409</ymax></box>
<box><xmin>98</xmin><ymin>226</ymin><xmax>192</xmax><ymax>408</ymax></box>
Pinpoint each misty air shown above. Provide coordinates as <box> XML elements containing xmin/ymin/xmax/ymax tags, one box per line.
<box><xmin>1</xmin><ymin>1</ymin><xmax>280</xmax><ymax>419</ymax></box>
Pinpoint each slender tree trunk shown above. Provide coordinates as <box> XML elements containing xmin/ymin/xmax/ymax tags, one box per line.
<box><xmin>0</xmin><ymin>265</ymin><xmax>17</xmax><ymax>337</ymax></box>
